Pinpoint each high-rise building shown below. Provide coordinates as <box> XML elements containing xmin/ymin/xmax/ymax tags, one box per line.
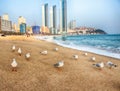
<box><xmin>60</xmin><ymin>0</ymin><xmax>67</xmax><ymax>34</ymax></box>
<box><xmin>69</xmin><ymin>20</ymin><xmax>76</xmax><ymax>30</ymax></box>
<box><xmin>0</xmin><ymin>15</ymin><xmax>12</xmax><ymax>32</ymax></box>
<box><xmin>18</xmin><ymin>16</ymin><xmax>26</xmax><ymax>32</ymax></box>
<box><xmin>42</xmin><ymin>4</ymin><xmax>49</xmax><ymax>28</ymax></box>
<box><xmin>2</xmin><ymin>13</ymin><xmax>9</xmax><ymax>21</ymax></box>
<box><xmin>50</xmin><ymin>5</ymin><xmax>57</xmax><ymax>34</ymax></box>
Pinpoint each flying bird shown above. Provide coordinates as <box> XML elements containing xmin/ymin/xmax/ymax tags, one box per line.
<box><xmin>11</xmin><ymin>58</ymin><xmax>18</xmax><ymax>71</ymax></box>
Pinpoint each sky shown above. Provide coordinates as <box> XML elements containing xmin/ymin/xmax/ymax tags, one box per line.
<box><xmin>0</xmin><ymin>0</ymin><xmax>120</xmax><ymax>34</ymax></box>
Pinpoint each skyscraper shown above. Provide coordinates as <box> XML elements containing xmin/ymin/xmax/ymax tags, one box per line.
<box><xmin>50</xmin><ymin>5</ymin><xmax>57</xmax><ymax>34</ymax></box>
<box><xmin>0</xmin><ymin>15</ymin><xmax>12</xmax><ymax>32</ymax></box>
<box><xmin>2</xmin><ymin>13</ymin><xmax>9</xmax><ymax>21</ymax></box>
<box><xmin>60</xmin><ymin>0</ymin><xmax>67</xmax><ymax>34</ymax></box>
<box><xmin>18</xmin><ymin>16</ymin><xmax>26</xmax><ymax>32</ymax></box>
<box><xmin>42</xmin><ymin>4</ymin><xmax>49</xmax><ymax>28</ymax></box>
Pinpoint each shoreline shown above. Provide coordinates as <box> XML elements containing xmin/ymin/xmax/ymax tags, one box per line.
<box><xmin>35</xmin><ymin>35</ymin><xmax>120</xmax><ymax>60</ymax></box>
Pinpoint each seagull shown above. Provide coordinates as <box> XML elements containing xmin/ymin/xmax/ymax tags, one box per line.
<box><xmin>41</xmin><ymin>50</ymin><xmax>48</xmax><ymax>55</ymax></box>
<box><xmin>12</xmin><ymin>45</ymin><xmax>15</xmax><ymax>52</ymax></box>
<box><xmin>54</xmin><ymin>48</ymin><xmax>58</xmax><ymax>51</ymax></box>
<box><xmin>84</xmin><ymin>53</ymin><xmax>88</xmax><ymax>56</ymax></box>
<box><xmin>73</xmin><ymin>55</ymin><xmax>79</xmax><ymax>60</ymax></box>
<box><xmin>93</xmin><ymin>62</ymin><xmax>104</xmax><ymax>70</ymax></box>
<box><xmin>18</xmin><ymin>48</ymin><xmax>22</xmax><ymax>56</ymax></box>
<box><xmin>54</xmin><ymin>61</ymin><xmax>64</xmax><ymax>68</ymax></box>
<box><xmin>25</xmin><ymin>53</ymin><xmax>31</xmax><ymax>60</ymax></box>
<box><xmin>11</xmin><ymin>58</ymin><xmax>18</xmax><ymax>71</ymax></box>
<box><xmin>106</xmin><ymin>61</ymin><xmax>117</xmax><ymax>69</ymax></box>
<box><xmin>91</xmin><ymin>57</ymin><xmax>96</xmax><ymax>61</ymax></box>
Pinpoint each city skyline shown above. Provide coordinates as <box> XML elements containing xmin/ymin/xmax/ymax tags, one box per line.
<box><xmin>0</xmin><ymin>0</ymin><xmax>120</xmax><ymax>34</ymax></box>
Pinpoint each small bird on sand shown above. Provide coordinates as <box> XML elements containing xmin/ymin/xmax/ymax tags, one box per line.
<box><xmin>12</xmin><ymin>45</ymin><xmax>16</xmax><ymax>52</ymax></box>
<box><xmin>106</xmin><ymin>61</ymin><xmax>117</xmax><ymax>69</ymax></box>
<box><xmin>18</xmin><ymin>48</ymin><xmax>22</xmax><ymax>56</ymax></box>
<box><xmin>93</xmin><ymin>62</ymin><xmax>104</xmax><ymax>70</ymax></box>
<box><xmin>41</xmin><ymin>50</ymin><xmax>48</xmax><ymax>55</ymax></box>
<box><xmin>54</xmin><ymin>48</ymin><xmax>59</xmax><ymax>51</ymax></box>
<box><xmin>54</xmin><ymin>61</ymin><xmax>64</xmax><ymax>68</ymax></box>
<box><xmin>25</xmin><ymin>53</ymin><xmax>31</xmax><ymax>60</ymax></box>
<box><xmin>84</xmin><ymin>53</ymin><xmax>88</xmax><ymax>56</ymax></box>
<box><xmin>91</xmin><ymin>57</ymin><xmax>96</xmax><ymax>61</ymax></box>
<box><xmin>73</xmin><ymin>55</ymin><xmax>79</xmax><ymax>60</ymax></box>
<box><xmin>11</xmin><ymin>58</ymin><xmax>18</xmax><ymax>71</ymax></box>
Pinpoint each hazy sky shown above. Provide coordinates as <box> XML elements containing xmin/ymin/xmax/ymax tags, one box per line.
<box><xmin>0</xmin><ymin>0</ymin><xmax>120</xmax><ymax>34</ymax></box>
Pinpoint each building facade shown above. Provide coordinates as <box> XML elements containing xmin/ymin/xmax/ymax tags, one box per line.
<box><xmin>20</xmin><ymin>23</ymin><xmax>26</xmax><ymax>33</ymax></box>
<box><xmin>42</xmin><ymin>4</ymin><xmax>49</xmax><ymax>28</ymax></box>
<box><xmin>1</xmin><ymin>19</ymin><xmax>12</xmax><ymax>32</ymax></box>
<box><xmin>69</xmin><ymin>20</ymin><xmax>76</xmax><ymax>30</ymax></box>
<box><xmin>18</xmin><ymin>16</ymin><xmax>26</xmax><ymax>32</ymax></box>
<box><xmin>2</xmin><ymin>13</ymin><xmax>9</xmax><ymax>21</ymax></box>
<box><xmin>50</xmin><ymin>5</ymin><xmax>57</xmax><ymax>34</ymax></box>
<box><xmin>60</xmin><ymin>0</ymin><xmax>67</xmax><ymax>34</ymax></box>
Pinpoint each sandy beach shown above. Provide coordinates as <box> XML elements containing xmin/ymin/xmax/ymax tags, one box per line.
<box><xmin>0</xmin><ymin>35</ymin><xmax>120</xmax><ymax>91</ymax></box>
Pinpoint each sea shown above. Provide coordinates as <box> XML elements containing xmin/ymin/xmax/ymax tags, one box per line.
<box><xmin>35</xmin><ymin>34</ymin><xmax>120</xmax><ymax>59</ymax></box>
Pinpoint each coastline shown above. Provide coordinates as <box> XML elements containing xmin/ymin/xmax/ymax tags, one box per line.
<box><xmin>35</xmin><ymin>35</ymin><xmax>120</xmax><ymax>60</ymax></box>
<box><xmin>0</xmin><ymin>35</ymin><xmax>120</xmax><ymax>91</ymax></box>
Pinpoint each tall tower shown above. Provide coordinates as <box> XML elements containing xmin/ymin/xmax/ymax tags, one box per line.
<box><xmin>60</xmin><ymin>0</ymin><xmax>67</xmax><ymax>34</ymax></box>
<box><xmin>42</xmin><ymin>4</ymin><xmax>49</xmax><ymax>28</ymax></box>
<box><xmin>50</xmin><ymin>5</ymin><xmax>57</xmax><ymax>34</ymax></box>
<box><xmin>18</xmin><ymin>16</ymin><xmax>26</xmax><ymax>32</ymax></box>
<box><xmin>45</xmin><ymin>4</ymin><xmax>48</xmax><ymax>27</ymax></box>
<box><xmin>2</xmin><ymin>13</ymin><xmax>9</xmax><ymax>21</ymax></box>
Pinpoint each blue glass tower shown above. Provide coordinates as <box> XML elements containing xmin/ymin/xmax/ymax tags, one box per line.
<box><xmin>60</xmin><ymin>0</ymin><xmax>67</xmax><ymax>34</ymax></box>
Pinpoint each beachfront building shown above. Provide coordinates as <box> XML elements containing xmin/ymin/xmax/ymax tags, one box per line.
<box><xmin>20</xmin><ymin>23</ymin><xmax>26</xmax><ymax>33</ymax></box>
<box><xmin>12</xmin><ymin>23</ymin><xmax>17</xmax><ymax>32</ymax></box>
<box><xmin>2</xmin><ymin>13</ymin><xmax>9</xmax><ymax>21</ymax></box>
<box><xmin>18</xmin><ymin>16</ymin><xmax>26</xmax><ymax>32</ymax></box>
<box><xmin>60</xmin><ymin>0</ymin><xmax>67</xmax><ymax>34</ymax></box>
<box><xmin>68</xmin><ymin>20</ymin><xmax>76</xmax><ymax>30</ymax></box>
<box><xmin>0</xmin><ymin>15</ymin><xmax>12</xmax><ymax>32</ymax></box>
<box><xmin>50</xmin><ymin>5</ymin><xmax>57</xmax><ymax>34</ymax></box>
<box><xmin>42</xmin><ymin>4</ymin><xmax>49</xmax><ymax>28</ymax></box>
<box><xmin>41</xmin><ymin>3</ymin><xmax>50</xmax><ymax>34</ymax></box>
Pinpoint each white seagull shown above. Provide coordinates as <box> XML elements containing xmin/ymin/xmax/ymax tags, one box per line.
<box><xmin>84</xmin><ymin>53</ymin><xmax>88</xmax><ymax>56</ymax></box>
<box><xmin>54</xmin><ymin>48</ymin><xmax>59</xmax><ymax>51</ymax></box>
<box><xmin>11</xmin><ymin>58</ymin><xmax>18</xmax><ymax>71</ymax></box>
<box><xmin>18</xmin><ymin>48</ymin><xmax>22</xmax><ymax>56</ymax></box>
<box><xmin>93</xmin><ymin>62</ymin><xmax>104</xmax><ymax>70</ymax></box>
<box><xmin>54</xmin><ymin>61</ymin><xmax>64</xmax><ymax>68</ymax></box>
<box><xmin>73</xmin><ymin>55</ymin><xmax>79</xmax><ymax>60</ymax></box>
<box><xmin>41</xmin><ymin>50</ymin><xmax>48</xmax><ymax>55</ymax></box>
<box><xmin>106</xmin><ymin>61</ymin><xmax>117</xmax><ymax>69</ymax></box>
<box><xmin>12</xmin><ymin>45</ymin><xmax>16</xmax><ymax>52</ymax></box>
<box><xmin>25</xmin><ymin>53</ymin><xmax>31</xmax><ymax>60</ymax></box>
<box><xmin>91</xmin><ymin>57</ymin><xmax>96</xmax><ymax>61</ymax></box>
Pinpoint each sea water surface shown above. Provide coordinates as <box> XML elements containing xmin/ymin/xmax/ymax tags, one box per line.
<box><xmin>35</xmin><ymin>34</ymin><xmax>120</xmax><ymax>59</ymax></box>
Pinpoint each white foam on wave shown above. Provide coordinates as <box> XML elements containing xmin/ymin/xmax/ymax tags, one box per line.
<box><xmin>35</xmin><ymin>36</ymin><xmax>120</xmax><ymax>60</ymax></box>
